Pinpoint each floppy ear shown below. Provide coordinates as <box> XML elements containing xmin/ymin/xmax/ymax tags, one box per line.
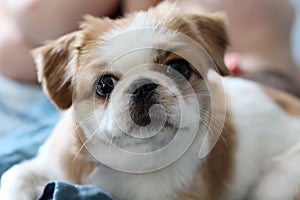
<box><xmin>32</xmin><ymin>31</ymin><xmax>79</xmax><ymax>110</ymax></box>
<box><xmin>186</xmin><ymin>14</ymin><xmax>231</xmax><ymax>76</ymax></box>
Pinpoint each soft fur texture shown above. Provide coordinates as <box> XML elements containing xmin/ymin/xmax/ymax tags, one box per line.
<box><xmin>1</xmin><ymin>2</ymin><xmax>300</xmax><ymax>200</ymax></box>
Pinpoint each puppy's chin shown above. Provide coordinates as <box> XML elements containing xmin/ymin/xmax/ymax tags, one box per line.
<box><xmin>110</xmin><ymin>126</ymin><xmax>179</xmax><ymax>153</ymax></box>
<box><xmin>97</xmin><ymin>106</ymin><xmax>181</xmax><ymax>153</ymax></box>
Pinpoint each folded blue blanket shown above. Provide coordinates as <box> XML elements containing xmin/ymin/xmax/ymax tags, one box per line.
<box><xmin>0</xmin><ymin>76</ymin><xmax>114</xmax><ymax>200</ymax></box>
<box><xmin>39</xmin><ymin>182</ymin><xmax>114</xmax><ymax>200</ymax></box>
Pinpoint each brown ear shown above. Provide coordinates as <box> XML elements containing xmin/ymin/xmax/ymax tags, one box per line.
<box><xmin>32</xmin><ymin>31</ymin><xmax>79</xmax><ymax>110</ymax></box>
<box><xmin>186</xmin><ymin>14</ymin><xmax>231</xmax><ymax>76</ymax></box>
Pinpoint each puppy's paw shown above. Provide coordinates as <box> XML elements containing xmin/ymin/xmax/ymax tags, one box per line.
<box><xmin>0</xmin><ymin>163</ymin><xmax>47</xmax><ymax>200</ymax></box>
<box><xmin>251</xmin><ymin>144</ymin><xmax>300</xmax><ymax>200</ymax></box>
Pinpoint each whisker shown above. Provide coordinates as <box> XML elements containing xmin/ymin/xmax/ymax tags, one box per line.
<box><xmin>108</xmin><ymin>130</ymin><xmax>116</xmax><ymax>154</ymax></box>
<box><xmin>73</xmin><ymin>112</ymin><xmax>98</xmax><ymax>129</ymax></box>
<box><xmin>73</xmin><ymin>126</ymin><xmax>99</xmax><ymax>161</ymax></box>
<box><xmin>179</xmin><ymin>78</ymin><xmax>205</xmax><ymax>91</ymax></box>
<box><xmin>188</xmin><ymin>109</ymin><xmax>229</xmax><ymax>146</ymax></box>
<box><xmin>181</xmin><ymin>93</ymin><xmax>224</xmax><ymax>99</ymax></box>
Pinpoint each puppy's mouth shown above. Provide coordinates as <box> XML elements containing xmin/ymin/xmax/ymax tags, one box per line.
<box><xmin>111</xmin><ymin>124</ymin><xmax>178</xmax><ymax>153</ymax></box>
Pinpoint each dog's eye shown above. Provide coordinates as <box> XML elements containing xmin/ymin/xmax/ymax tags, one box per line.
<box><xmin>96</xmin><ymin>75</ymin><xmax>116</xmax><ymax>98</ymax></box>
<box><xmin>166</xmin><ymin>59</ymin><xmax>191</xmax><ymax>80</ymax></box>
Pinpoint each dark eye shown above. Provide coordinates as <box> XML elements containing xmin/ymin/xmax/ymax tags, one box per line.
<box><xmin>96</xmin><ymin>75</ymin><xmax>116</xmax><ymax>98</ymax></box>
<box><xmin>166</xmin><ymin>59</ymin><xmax>191</xmax><ymax>80</ymax></box>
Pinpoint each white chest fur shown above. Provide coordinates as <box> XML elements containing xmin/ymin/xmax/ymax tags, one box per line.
<box><xmin>83</xmin><ymin>133</ymin><xmax>204</xmax><ymax>200</ymax></box>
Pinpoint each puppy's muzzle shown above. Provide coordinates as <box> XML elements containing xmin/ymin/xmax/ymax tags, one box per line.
<box><xmin>129</xmin><ymin>79</ymin><xmax>159</xmax><ymax>127</ymax></box>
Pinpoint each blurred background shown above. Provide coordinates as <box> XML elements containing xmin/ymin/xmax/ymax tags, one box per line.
<box><xmin>292</xmin><ymin>0</ymin><xmax>300</xmax><ymax>65</ymax></box>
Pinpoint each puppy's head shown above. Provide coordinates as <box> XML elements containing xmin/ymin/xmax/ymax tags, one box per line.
<box><xmin>33</xmin><ymin>2</ymin><xmax>229</xmax><ymax>171</ymax></box>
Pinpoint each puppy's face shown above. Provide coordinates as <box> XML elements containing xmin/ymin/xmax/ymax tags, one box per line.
<box><xmin>33</xmin><ymin>3</ymin><xmax>229</xmax><ymax>172</ymax></box>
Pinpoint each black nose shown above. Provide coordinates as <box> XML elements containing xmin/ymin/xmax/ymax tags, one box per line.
<box><xmin>129</xmin><ymin>79</ymin><xmax>157</xmax><ymax>101</ymax></box>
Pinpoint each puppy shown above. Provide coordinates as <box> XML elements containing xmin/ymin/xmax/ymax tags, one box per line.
<box><xmin>1</xmin><ymin>2</ymin><xmax>300</xmax><ymax>200</ymax></box>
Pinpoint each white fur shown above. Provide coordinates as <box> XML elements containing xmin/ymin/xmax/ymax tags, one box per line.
<box><xmin>98</xmin><ymin>13</ymin><xmax>184</xmax><ymax>67</ymax></box>
<box><xmin>83</xmin><ymin>129</ymin><xmax>205</xmax><ymax>200</ymax></box>
<box><xmin>222</xmin><ymin>78</ymin><xmax>300</xmax><ymax>200</ymax></box>
<box><xmin>251</xmin><ymin>143</ymin><xmax>300</xmax><ymax>200</ymax></box>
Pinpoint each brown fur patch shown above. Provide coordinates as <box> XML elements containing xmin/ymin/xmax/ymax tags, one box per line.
<box><xmin>77</xmin><ymin>15</ymin><xmax>115</xmax><ymax>66</ymax></box>
<box><xmin>33</xmin><ymin>32</ymin><xmax>79</xmax><ymax>109</ymax></box>
<box><xmin>42</xmin><ymin>116</ymin><xmax>97</xmax><ymax>184</ymax></box>
<box><xmin>176</xmin><ymin>112</ymin><xmax>235</xmax><ymax>200</ymax></box>
<box><xmin>59</xmin><ymin>127</ymin><xmax>95</xmax><ymax>184</ymax></box>
<box><xmin>262</xmin><ymin>86</ymin><xmax>300</xmax><ymax>117</ymax></box>
<box><xmin>155</xmin><ymin>50</ymin><xmax>180</xmax><ymax>65</ymax></box>
<box><xmin>155</xmin><ymin>50</ymin><xmax>202</xmax><ymax>76</ymax></box>
<box><xmin>167</xmin><ymin>14</ymin><xmax>231</xmax><ymax>77</ymax></box>
<box><xmin>73</xmin><ymin>16</ymin><xmax>124</xmax><ymax>102</ymax></box>
<box><xmin>32</xmin><ymin>16</ymin><xmax>115</xmax><ymax>109</ymax></box>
